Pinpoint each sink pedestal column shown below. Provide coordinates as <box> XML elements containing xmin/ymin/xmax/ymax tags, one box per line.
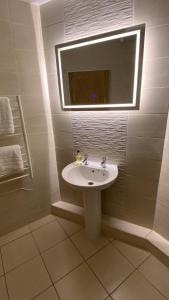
<box><xmin>83</xmin><ymin>190</ymin><xmax>101</xmax><ymax>240</ymax></box>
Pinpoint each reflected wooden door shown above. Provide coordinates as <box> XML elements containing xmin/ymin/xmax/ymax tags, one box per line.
<box><xmin>68</xmin><ymin>70</ymin><xmax>109</xmax><ymax>105</ymax></box>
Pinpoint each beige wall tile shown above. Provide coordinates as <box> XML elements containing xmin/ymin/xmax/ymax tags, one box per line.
<box><xmin>54</xmin><ymin>130</ymin><xmax>73</xmax><ymax>148</ymax></box>
<box><xmin>134</xmin><ymin>0</ymin><xmax>169</xmax><ymax>27</ymax></box>
<box><xmin>0</xmin><ymin>0</ymin><xmax>9</xmax><ymax>20</ymax></box>
<box><xmin>55</xmin><ymin>147</ymin><xmax>73</xmax><ymax>165</ymax></box>
<box><xmin>40</xmin><ymin>0</ymin><xmax>64</xmax><ymax>27</ymax></box>
<box><xmin>60</xmin><ymin>187</ymin><xmax>83</xmax><ymax>207</ymax></box>
<box><xmin>127</xmin><ymin>114</ymin><xmax>167</xmax><ymax>138</ymax></box>
<box><xmin>52</xmin><ymin>113</ymin><xmax>72</xmax><ymax>133</ymax></box>
<box><xmin>126</xmin><ymin>157</ymin><xmax>161</xmax><ymax>180</ymax></box>
<box><xmin>50</xmin><ymin>93</ymin><xmax>63</xmax><ymax>114</ymax></box>
<box><xmin>0</xmin><ymin>48</ymin><xmax>17</xmax><ymax>72</ymax></box>
<box><xmin>0</xmin><ymin>20</ymin><xmax>12</xmax><ymax>48</ymax></box>
<box><xmin>0</xmin><ymin>72</ymin><xmax>19</xmax><ymax>95</ymax></box>
<box><xmin>44</xmin><ymin>49</ymin><xmax>57</xmax><ymax>75</ymax></box>
<box><xmin>12</xmin><ymin>23</ymin><xmax>36</xmax><ymax>50</ymax></box>
<box><xmin>125</xmin><ymin>175</ymin><xmax>158</xmax><ymax>200</ymax></box>
<box><xmin>144</xmin><ymin>24</ymin><xmax>169</xmax><ymax>59</ymax></box>
<box><xmin>15</xmin><ymin>50</ymin><xmax>40</xmax><ymax>74</ymax></box>
<box><xmin>157</xmin><ymin>183</ymin><xmax>169</xmax><ymax>207</ymax></box>
<box><xmin>18</xmin><ymin>73</ymin><xmax>42</xmax><ymax>96</ymax></box>
<box><xmin>154</xmin><ymin>203</ymin><xmax>169</xmax><ymax>240</ymax></box>
<box><xmin>142</xmin><ymin>57</ymin><xmax>169</xmax><ymax>88</ymax></box>
<box><xmin>48</xmin><ymin>73</ymin><xmax>60</xmax><ymax>97</ymax></box>
<box><xmin>8</xmin><ymin>0</ymin><xmax>33</xmax><ymax>25</ymax></box>
<box><xmin>127</xmin><ymin>136</ymin><xmax>164</xmax><ymax>160</ymax></box>
<box><xmin>139</xmin><ymin>88</ymin><xmax>169</xmax><ymax>114</ymax></box>
<box><xmin>21</xmin><ymin>95</ymin><xmax>45</xmax><ymax>117</ymax></box>
<box><xmin>42</xmin><ymin>22</ymin><xmax>64</xmax><ymax>49</ymax></box>
<box><xmin>25</xmin><ymin>114</ymin><xmax>48</xmax><ymax>134</ymax></box>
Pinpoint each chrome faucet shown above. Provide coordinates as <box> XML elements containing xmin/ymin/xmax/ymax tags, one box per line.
<box><xmin>101</xmin><ymin>156</ymin><xmax>106</xmax><ymax>168</ymax></box>
<box><xmin>83</xmin><ymin>154</ymin><xmax>88</xmax><ymax>165</ymax></box>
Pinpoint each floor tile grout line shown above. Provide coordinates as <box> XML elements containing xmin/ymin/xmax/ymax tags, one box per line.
<box><xmin>110</xmin><ymin>239</ymin><xmax>151</xmax><ymax>269</ymax></box>
<box><xmin>110</xmin><ymin>268</ymin><xmax>138</xmax><ymax>297</ymax></box>
<box><xmin>2</xmin><ymin>232</ymin><xmax>81</xmax><ymax>278</ymax></box>
<box><xmin>30</xmin><ymin>231</ymin><xmax>61</xmax><ymax>300</ymax></box>
<box><xmin>0</xmin><ymin>215</ymin><xmax>57</xmax><ymax>250</ymax></box>
<box><xmin>137</xmin><ymin>269</ymin><xmax>168</xmax><ymax>300</ymax></box>
<box><xmin>56</xmin><ymin>217</ymin><xmax>84</xmax><ymax>237</ymax></box>
<box><xmin>0</xmin><ymin>231</ymin><xmax>31</xmax><ymax>249</ymax></box>
<box><xmin>31</xmin><ymin>284</ymin><xmax>54</xmax><ymax>300</ymax></box>
<box><xmin>134</xmin><ymin>253</ymin><xmax>152</xmax><ymax>269</ymax></box>
<box><xmin>29</xmin><ymin>217</ymin><xmax>59</xmax><ymax>234</ymax></box>
<box><xmin>0</xmin><ymin>232</ymin><xmax>36</xmax><ymax>251</ymax></box>
<box><xmin>53</xmin><ymin>260</ymin><xmax>85</xmax><ymax>285</ymax></box>
<box><xmin>2</xmin><ymin>216</ymin><xmax>168</xmax><ymax>299</ymax></box>
<box><xmin>32</xmin><ymin>234</ymin><xmax>68</xmax><ymax>255</ymax></box>
<box><xmin>0</xmin><ymin>247</ymin><xmax>10</xmax><ymax>300</ymax></box>
<box><xmin>3</xmin><ymin>253</ymin><xmax>40</xmax><ymax>276</ymax></box>
<box><xmin>110</xmin><ymin>240</ymin><xmax>138</xmax><ymax>269</ymax></box>
<box><xmin>69</xmin><ymin>236</ymin><xmax>110</xmax><ymax>297</ymax></box>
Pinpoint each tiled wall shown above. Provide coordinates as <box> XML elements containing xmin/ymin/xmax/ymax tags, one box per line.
<box><xmin>0</xmin><ymin>0</ymin><xmax>60</xmax><ymax>236</ymax></box>
<box><xmin>41</xmin><ymin>0</ymin><xmax>169</xmax><ymax>228</ymax></box>
<box><xmin>154</xmin><ymin>116</ymin><xmax>169</xmax><ymax>240</ymax></box>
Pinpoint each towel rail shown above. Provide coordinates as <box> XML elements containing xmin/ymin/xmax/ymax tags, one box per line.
<box><xmin>0</xmin><ymin>95</ymin><xmax>33</xmax><ymax>186</ymax></box>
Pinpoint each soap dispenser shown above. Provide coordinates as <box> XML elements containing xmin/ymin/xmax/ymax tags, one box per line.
<box><xmin>75</xmin><ymin>150</ymin><xmax>82</xmax><ymax>165</ymax></box>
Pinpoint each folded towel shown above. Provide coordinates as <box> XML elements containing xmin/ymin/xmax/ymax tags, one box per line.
<box><xmin>0</xmin><ymin>97</ymin><xmax>14</xmax><ymax>135</ymax></box>
<box><xmin>0</xmin><ymin>145</ymin><xmax>24</xmax><ymax>178</ymax></box>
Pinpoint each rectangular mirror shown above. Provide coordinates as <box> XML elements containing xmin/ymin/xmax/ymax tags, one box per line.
<box><xmin>55</xmin><ymin>24</ymin><xmax>145</xmax><ymax>110</ymax></box>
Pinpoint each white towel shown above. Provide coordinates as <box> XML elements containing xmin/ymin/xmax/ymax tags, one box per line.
<box><xmin>0</xmin><ymin>97</ymin><xmax>14</xmax><ymax>135</ymax></box>
<box><xmin>0</xmin><ymin>145</ymin><xmax>24</xmax><ymax>178</ymax></box>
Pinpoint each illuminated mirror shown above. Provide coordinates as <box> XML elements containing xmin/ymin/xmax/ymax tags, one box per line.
<box><xmin>55</xmin><ymin>24</ymin><xmax>145</xmax><ymax>110</ymax></box>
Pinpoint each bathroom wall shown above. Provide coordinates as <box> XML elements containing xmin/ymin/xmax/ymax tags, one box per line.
<box><xmin>0</xmin><ymin>0</ymin><xmax>60</xmax><ymax>236</ymax></box>
<box><xmin>154</xmin><ymin>115</ymin><xmax>169</xmax><ymax>239</ymax></box>
<box><xmin>41</xmin><ymin>0</ymin><xmax>169</xmax><ymax>228</ymax></box>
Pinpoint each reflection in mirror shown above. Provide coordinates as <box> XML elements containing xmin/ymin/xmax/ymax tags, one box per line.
<box><xmin>55</xmin><ymin>24</ymin><xmax>145</xmax><ymax>110</ymax></box>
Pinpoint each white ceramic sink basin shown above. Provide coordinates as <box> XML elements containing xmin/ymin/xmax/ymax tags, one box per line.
<box><xmin>62</xmin><ymin>161</ymin><xmax>118</xmax><ymax>240</ymax></box>
<box><xmin>62</xmin><ymin>161</ymin><xmax>118</xmax><ymax>190</ymax></box>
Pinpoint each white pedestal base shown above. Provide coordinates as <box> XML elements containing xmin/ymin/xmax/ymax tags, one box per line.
<box><xmin>83</xmin><ymin>190</ymin><xmax>101</xmax><ymax>240</ymax></box>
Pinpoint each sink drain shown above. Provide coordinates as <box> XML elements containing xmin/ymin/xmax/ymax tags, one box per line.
<box><xmin>88</xmin><ymin>181</ymin><xmax>94</xmax><ymax>185</ymax></box>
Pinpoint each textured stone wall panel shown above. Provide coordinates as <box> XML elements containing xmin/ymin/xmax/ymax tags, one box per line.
<box><xmin>64</xmin><ymin>0</ymin><xmax>133</xmax><ymax>39</ymax></box>
<box><xmin>72</xmin><ymin>112</ymin><xmax>128</xmax><ymax>166</ymax></box>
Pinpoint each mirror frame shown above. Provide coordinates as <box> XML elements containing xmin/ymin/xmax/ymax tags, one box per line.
<box><xmin>55</xmin><ymin>24</ymin><xmax>145</xmax><ymax>111</ymax></box>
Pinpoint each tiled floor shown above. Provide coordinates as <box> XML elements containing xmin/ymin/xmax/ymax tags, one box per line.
<box><xmin>0</xmin><ymin>215</ymin><xmax>169</xmax><ymax>300</ymax></box>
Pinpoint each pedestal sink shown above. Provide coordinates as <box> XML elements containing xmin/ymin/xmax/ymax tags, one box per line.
<box><xmin>62</xmin><ymin>161</ymin><xmax>118</xmax><ymax>240</ymax></box>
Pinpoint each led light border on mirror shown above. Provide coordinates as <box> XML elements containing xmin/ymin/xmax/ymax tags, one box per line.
<box><xmin>55</xmin><ymin>24</ymin><xmax>145</xmax><ymax>111</ymax></box>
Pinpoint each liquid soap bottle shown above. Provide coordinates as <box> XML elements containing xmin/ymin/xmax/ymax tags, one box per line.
<box><xmin>75</xmin><ymin>150</ymin><xmax>82</xmax><ymax>165</ymax></box>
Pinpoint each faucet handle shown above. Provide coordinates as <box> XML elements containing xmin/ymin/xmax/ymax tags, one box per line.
<box><xmin>83</xmin><ymin>154</ymin><xmax>88</xmax><ymax>165</ymax></box>
<box><xmin>101</xmin><ymin>156</ymin><xmax>106</xmax><ymax>168</ymax></box>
